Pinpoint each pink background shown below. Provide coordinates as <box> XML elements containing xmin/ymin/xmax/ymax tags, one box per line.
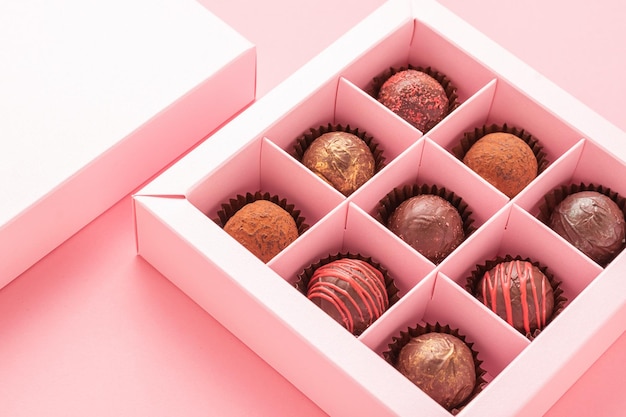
<box><xmin>1</xmin><ymin>1</ymin><xmax>624</xmax><ymax>416</ymax></box>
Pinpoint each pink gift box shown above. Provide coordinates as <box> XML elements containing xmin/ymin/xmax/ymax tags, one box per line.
<box><xmin>134</xmin><ymin>0</ymin><xmax>626</xmax><ymax>415</ymax></box>
<box><xmin>0</xmin><ymin>0</ymin><xmax>256</xmax><ymax>288</ymax></box>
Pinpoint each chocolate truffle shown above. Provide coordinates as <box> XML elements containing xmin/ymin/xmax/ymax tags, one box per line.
<box><xmin>463</xmin><ymin>132</ymin><xmax>538</xmax><ymax>198</ymax></box>
<box><xmin>377</xmin><ymin>69</ymin><xmax>449</xmax><ymax>132</ymax></box>
<box><xmin>223</xmin><ymin>200</ymin><xmax>299</xmax><ymax>263</ymax></box>
<box><xmin>549</xmin><ymin>191</ymin><xmax>625</xmax><ymax>265</ymax></box>
<box><xmin>477</xmin><ymin>260</ymin><xmax>555</xmax><ymax>335</ymax></box>
<box><xmin>302</xmin><ymin>131</ymin><xmax>375</xmax><ymax>196</ymax></box>
<box><xmin>387</xmin><ymin>194</ymin><xmax>464</xmax><ymax>264</ymax></box>
<box><xmin>306</xmin><ymin>258</ymin><xmax>389</xmax><ymax>335</ymax></box>
<box><xmin>396</xmin><ymin>332</ymin><xmax>476</xmax><ymax>410</ymax></box>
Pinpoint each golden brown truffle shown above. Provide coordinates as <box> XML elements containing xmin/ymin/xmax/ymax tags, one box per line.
<box><xmin>463</xmin><ymin>132</ymin><xmax>538</xmax><ymax>198</ymax></box>
<box><xmin>396</xmin><ymin>332</ymin><xmax>476</xmax><ymax>410</ymax></box>
<box><xmin>223</xmin><ymin>200</ymin><xmax>299</xmax><ymax>263</ymax></box>
<box><xmin>302</xmin><ymin>131</ymin><xmax>375</xmax><ymax>196</ymax></box>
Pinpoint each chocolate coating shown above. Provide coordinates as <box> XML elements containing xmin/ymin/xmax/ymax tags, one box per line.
<box><xmin>223</xmin><ymin>200</ymin><xmax>299</xmax><ymax>263</ymax></box>
<box><xmin>302</xmin><ymin>131</ymin><xmax>375</xmax><ymax>196</ymax></box>
<box><xmin>377</xmin><ymin>69</ymin><xmax>448</xmax><ymax>132</ymax></box>
<box><xmin>396</xmin><ymin>332</ymin><xmax>476</xmax><ymax>410</ymax></box>
<box><xmin>549</xmin><ymin>191</ymin><xmax>625</xmax><ymax>265</ymax></box>
<box><xmin>477</xmin><ymin>260</ymin><xmax>554</xmax><ymax>335</ymax></box>
<box><xmin>306</xmin><ymin>258</ymin><xmax>388</xmax><ymax>335</ymax></box>
<box><xmin>387</xmin><ymin>194</ymin><xmax>464</xmax><ymax>264</ymax></box>
<box><xmin>463</xmin><ymin>132</ymin><xmax>538</xmax><ymax>198</ymax></box>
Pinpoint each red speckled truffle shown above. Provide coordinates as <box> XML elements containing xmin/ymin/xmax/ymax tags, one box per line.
<box><xmin>477</xmin><ymin>260</ymin><xmax>555</xmax><ymax>335</ymax></box>
<box><xmin>377</xmin><ymin>69</ymin><xmax>449</xmax><ymax>132</ymax></box>
<box><xmin>387</xmin><ymin>194</ymin><xmax>464</xmax><ymax>263</ymax></box>
<box><xmin>302</xmin><ymin>131</ymin><xmax>375</xmax><ymax>196</ymax></box>
<box><xmin>223</xmin><ymin>200</ymin><xmax>299</xmax><ymax>263</ymax></box>
<box><xmin>306</xmin><ymin>258</ymin><xmax>389</xmax><ymax>335</ymax></box>
<box><xmin>396</xmin><ymin>332</ymin><xmax>476</xmax><ymax>410</ymax></box>
<box><xmin>463</xmin><ymin>132</ymin><xmax>538</xmax><ymax>198</ymax></box>
<box><xmin>549</xmin><ymin>191</ymin><xmax>625</xmax><ymax>265</ymax></box>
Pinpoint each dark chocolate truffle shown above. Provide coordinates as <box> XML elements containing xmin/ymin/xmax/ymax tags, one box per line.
<box><xmin>477</xmin><ymin>260</ymin><xmax>555</xmax><ymax>335</ymax></box>
<box><xmin>306</xmin><ymin>258</ymin><xmax>389</xmax><ymax>335</ymax></box>
<box><xmin>377</xmin><ymin>69</ymin><xmax>449</xmax><ymax>132</ymax></box>
<box><xmin>223</xmin><ymin>200</ymin><xmax>299</xmax><ymax>263</ymax></box>
<box><xmin>549</xmin><ymin>191</ymin><xmax>625</xmax><ymax>265</ymax></box>
<box><xmin>463</xmin><ymin>132</ymin><xmax>538</xmax><ymax>198</ymax></box>
<box><xmin>302</xmin><ymin>131</ymin><xmax>375</xmax><ymax>196</ymax></box>
<box><xmin>396</xmin><ymin>332</ymin><xmax>476</xmax><ymax>410</ymax></box>
<box><xmin>387</xmin><ymin>194</ymin><xmax>464</xmax><ymax>263</ymax></box>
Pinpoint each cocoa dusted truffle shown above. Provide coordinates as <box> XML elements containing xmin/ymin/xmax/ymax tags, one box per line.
<box><xmin>477</xmin><ymin>260</ymin><xmax>555</xmax><ymax>335</ymax></box>
<box><xmin>223</xmin><ymin>200</ymin><xmax>299</xmax><ymax>263</ymax></box>
<box><xmin>302</xmin><ymin>131</ymin><xmax>375</xmax><ymax>196</ymax></box>
<box><xmin>463</xmin><ymin>132</ymin><xmax>538</xmax><ymax>198</ymax></box>
<box><xmin>377</xmin><ymin>69</ymin><xmax>449</xmax><ymax>132</ymax></box>
<box><xmin>549</xmin><ymin>191</ymin><xmax>625</xmax><ymax>265</ymax></box>
<box><xmin>387</xmin><ymin>194</ymin><xmax>464</xmax><ymax>263</ymax></box>
<box><xmin>396</xmin><ymin>332</ymin><xmax>476</xmax><ymax>410</ymax></box>
<box><xmin>306</xmin><ymin>258</ymin><xmax>389</xmax><ymax>335</ymax></box>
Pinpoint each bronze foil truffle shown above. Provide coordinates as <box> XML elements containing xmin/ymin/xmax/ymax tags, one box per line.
<box><xmin>396</xmin><ymin>332</ymin><xmax>476</xmax><ymax>410</ymax></box>
<box><xmin>306</xmin><ymin>258</ymin><xmax>389</xmax><ymax>335</ymax></box>
<box><xmin>302</xmin><ymin>131</ymin><xmax>375</xmax><ymax>196</ymax></box>
<box><xmin>463</xmin><ymin>132</ymin><xmax>538</xmax><ymax>198</ymax></box>
<box><xmin>223</xmin><ymin>200</ymin><xmax>299</xmax><ymax>263</ymax></box>
<box><xmin>477</xmin><ymin>259</ymin><xmax>555</xmax><ymax>335</ymax></box>
<box><xmin>549</xmin><ymin>191</ymin><xmax>625</xmax><ymax>265</ymax></box>
<box><xmin>387</xmin><ymin>194</ymin><xmax>464</xmax><ymax>263</ymax></box>
<box><xmin>377</xmin><ymin>69</ymin><xmax>449</xmax><ymax>132</ymax></box>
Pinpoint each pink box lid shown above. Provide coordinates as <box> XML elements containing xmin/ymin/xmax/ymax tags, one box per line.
<box><xmin>0</xmin><ymin>0</ymin><xmax>256</xmax><ymax>287</ymax></box>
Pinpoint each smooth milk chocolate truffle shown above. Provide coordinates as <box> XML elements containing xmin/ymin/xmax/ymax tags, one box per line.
<box><xmin>302</xmin><ymin>131</ymin><xmax>375</xmax><ymax>196</ymax></box>
<box><xmin>477</xmin><ymin>260</ymin><xmax>555</xmax><ymax>335</ymax></box>
<box><xmin>306</xmin><ymin>258</ymin><xmax>389</xmax><ymax>335</ymax></box>
<box><xmin>463</xmin><ymin>132</ymin><xmax>538</xmax><ymax>198</ymax></box>
<box><xmin>387</xmin><ymin>194</ymin><xmax>464</xmax><ymax>264</ymax></box>
<box><xmin>549</xmin><ymin>191</ymin><xmax>625</xmax><ymax>265</ymax></box>
<box><xmin>396</xmin><ymin>332</ymin><xmax>476</xmax><ymax>410</ymax></box>
<box><xmin>223</xmin><ymin>200</ymin><xmax>299</xmax><ymax>263</ymax></box>
<box><xmin>377</xmin><ymin>69</ymin><xmax>449</xmax><ymax>132</ymax></box>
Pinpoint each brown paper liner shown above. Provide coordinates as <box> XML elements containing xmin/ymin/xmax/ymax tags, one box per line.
<box><xmin>382</xmin><ymin>322</ymin><xmax>487</xmax><ymax>415</ymax></box>
<box><xmin>294</xmin><ymin>252</ymin><xmax>400</xmax><ymax>336</ymax></box>
<box><xmin>213</xmin><ymin>191</ymin><xmax>309</xmax><ymax>236</ymax></box>
<box><xmin>464</xmin><ymin>255</ymin><xmax>566</xmax><ymax>340</ymax></box>
<box><xmin>374</xmin><ymin>184</ymin><xmax>476</xmax><ymax>263</ymax></box>
<box><xmin>292</xmin><ymin>122</ymin><xmax>386</xmax><ymax>171</ymax></box>
<box><xmin>537</xmin><ymin>182</ymin><xmax>626</xmax><ymax>266</ymax></box>
<box><xmin>365</xmin><ymin>65</ymin><xmax>460</xmax><ymax>132</ymax></box>
<box><xmin>451</xmin><ymin>123</ymin><xmax>549</xmax><ymax>175</ymax></box>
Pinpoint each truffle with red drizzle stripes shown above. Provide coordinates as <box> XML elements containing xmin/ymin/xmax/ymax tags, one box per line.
<box><xmin>476</xmin><ymin>260</ymin><xmax>554</xmax><ymax>335</ymax></box>
<box><xmin>306</xmin><ymin>258</ymin><xmax>389</xmax><ymax>335</ymax></box>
